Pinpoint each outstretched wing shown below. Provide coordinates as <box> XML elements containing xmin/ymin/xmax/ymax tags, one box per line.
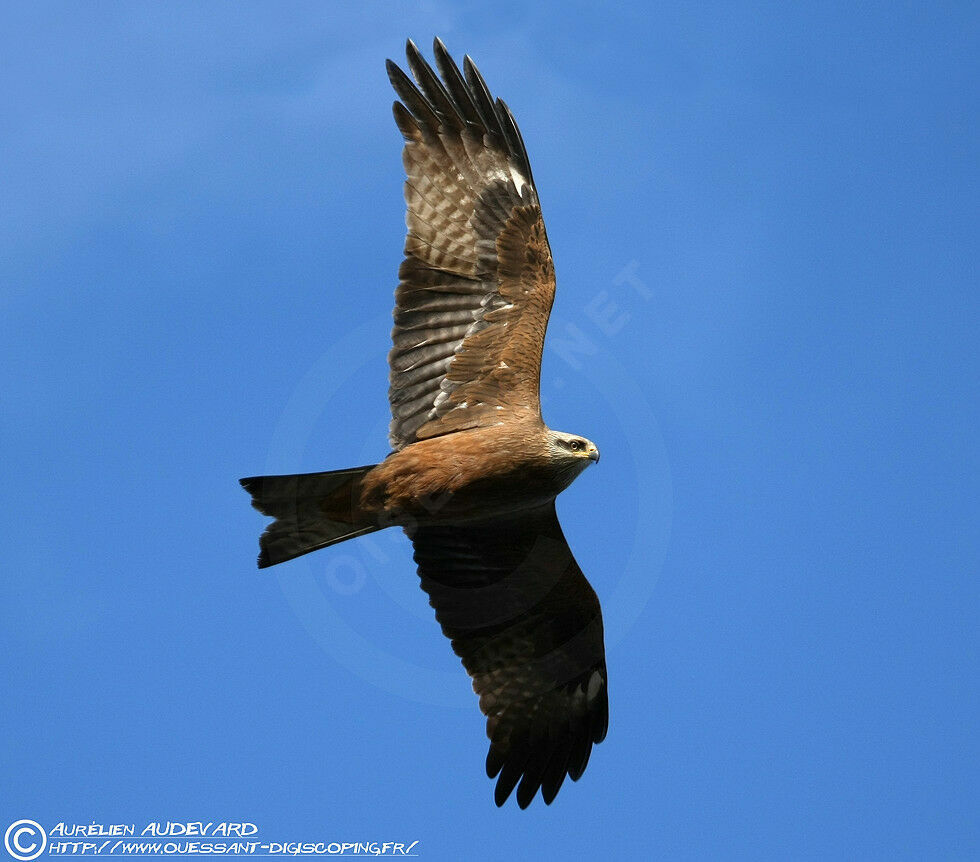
<box><xmin>387</xmin><ymin>39</ymin><xmax>557</xmax><ymax>450</ymax></box>
<box><xmin>409</xmin><ymin>503</ymin><xmax>608</xmax><ymax>808</ymax></box>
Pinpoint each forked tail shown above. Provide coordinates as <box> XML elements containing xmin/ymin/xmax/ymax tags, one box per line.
<box><xmin>240</xmin><ymin>465</ymin><xmax>380</xmax><ymax>568</ymax></box>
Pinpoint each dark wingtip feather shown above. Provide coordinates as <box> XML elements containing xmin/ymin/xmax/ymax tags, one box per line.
<box><xmin>486</xmin><ymin>743</ymin><xmax>506</xmax><ymax>779</ymax></box>
<box><xmin>404</xmin><ymin>38</ymin><xmax>425</xmax><ymax>75</ymax></box>
<box><xmin>515</xmin><ymin>747</ymin><xmax>550</xmax><ymax>809</ymax></box>
<box><xmin>462</xmin><ymin>54</ymin><xmax>502</xmax><ymax>136</ymax></box>
<box><xmin>539</xmin><ymin>726</ymin><xmax>572</xmax><ymax>805</ymax></box>
<box><xmin>565</xmin><ymin>707</ymin><xmax>592</xmax><ymax>782</ymax></box>
<box><xmin>404</xmin><ymin>38</ymin><xmax>462</xmax><ymax>129</ymax></box>
<box><xmin>385</xmin><ymin>59</ymin><xmax>413</xmax><ymax>99</ymax></box>
<box><xmin>494</xmin><ymin>768</ymin><xmax>521</xmax><ymax>807</ymax></box>
<box><xmin>496</xmin><ymin>97</ymin><xmax>534</xmax><ymax>185</ymax></box>
<box><xmin>387</xmin><ymin>58</ymin><xmax>440</xmax><ymax>132</ymax></box>
<box><xmin>540</xmin><ymin>754</ymin><xmax>569</xmax><ymax>805</ymax></box>
<box><xmin>432</xmin><ymin>38</ymin><xmax>484</xmax><ymax>130</ymax></box>
<box><xmin>568</xmin><ymin>740</ymin><xmax>593</xmax><ymax>783</ymax></box>
<box><xmin>493</xmin><ymin>739</ymin><xmax>530</xmax><ymax>807</ymax></box>
<box><xmin>384</xmin><ymin>57</ymin><xmax>401</xmax><ymax>86</ymax></box>
<box><xmin>392</xmin><ymin>101</ymin><xmax>419</xmax><ymax>139</ymax></box>
<box><xmin>592</xmin><ymin>703</ymin><xmax>609</xmax><ymax>744</ymax></box>
<box><xmin>390</xmin><ymin>41</ymin><xmax>537</xmax><ymax>191</ymax></box>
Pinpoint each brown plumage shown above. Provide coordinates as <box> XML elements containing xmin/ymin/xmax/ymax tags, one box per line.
<box><xmin>240</xmin><ymin>38</ymin><xmax>608</xmax><ymax>809</ymax></box>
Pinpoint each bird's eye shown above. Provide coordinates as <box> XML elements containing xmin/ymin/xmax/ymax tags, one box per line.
<box><xmin>569</xmin><ymin>440</ymin><xmax>583</xmax><ymax>451</ymax></box>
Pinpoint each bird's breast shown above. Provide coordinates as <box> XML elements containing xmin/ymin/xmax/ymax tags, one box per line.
<box><xmin>359</xmin><ymin>424</ymin><xmax>564</xmax><ymax>526</ymax></box>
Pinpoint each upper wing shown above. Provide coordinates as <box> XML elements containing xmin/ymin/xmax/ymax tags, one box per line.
<box><xmin>408</xmin><ymin>503</ymin><xmax>608</xmax><ymax>808</ymax></box>
<box><xmin>387</xmin><ymin>39</ymin><xmax>557</xmax><ymax>450</ymax></box>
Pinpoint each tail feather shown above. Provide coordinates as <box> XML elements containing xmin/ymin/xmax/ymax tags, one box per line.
<box><xmin>240</xmin><ymin>465</ymin><xmax>379</xmax><ymax>568</ymax></box>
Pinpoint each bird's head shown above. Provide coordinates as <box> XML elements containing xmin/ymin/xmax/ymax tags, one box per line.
<box><xmin>547</xmin><ymin>430</ymin><xmax>600</xmax><ymax>474</ymax></box>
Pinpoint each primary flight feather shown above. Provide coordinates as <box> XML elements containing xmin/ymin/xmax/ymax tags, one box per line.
<box><xmin>241</xmin><ymin>38</ymin><xmax>608</xmax><ymax>809</ymax></box>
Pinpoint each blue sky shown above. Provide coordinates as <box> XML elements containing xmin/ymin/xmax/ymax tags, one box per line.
<box><xmin>2</xmin><ymin>2</ymin><xmax>977</xmax><ymax>859</ymax></box>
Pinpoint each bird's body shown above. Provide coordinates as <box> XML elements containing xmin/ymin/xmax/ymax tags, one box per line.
<box><xmin>241</xmin><ymin>39</ymin><xmax>611</xmax><ymax>809</ymax></box>
<box><xmin>360</xmin><ymin>421</ymin><xmax>596</xmax><ymax>526</ymax></box>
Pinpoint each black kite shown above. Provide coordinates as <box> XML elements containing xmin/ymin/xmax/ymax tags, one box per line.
<box><xmin>241</xmin><ymin>39</ymin><xmax>608</xmax><ymax>808</ymax></box>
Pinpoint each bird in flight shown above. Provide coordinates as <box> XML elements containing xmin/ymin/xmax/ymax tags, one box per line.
<box><xmin>241</xmin><ymin>38</ymin><xmax>608</xmax><ymax>808</ymax></box>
